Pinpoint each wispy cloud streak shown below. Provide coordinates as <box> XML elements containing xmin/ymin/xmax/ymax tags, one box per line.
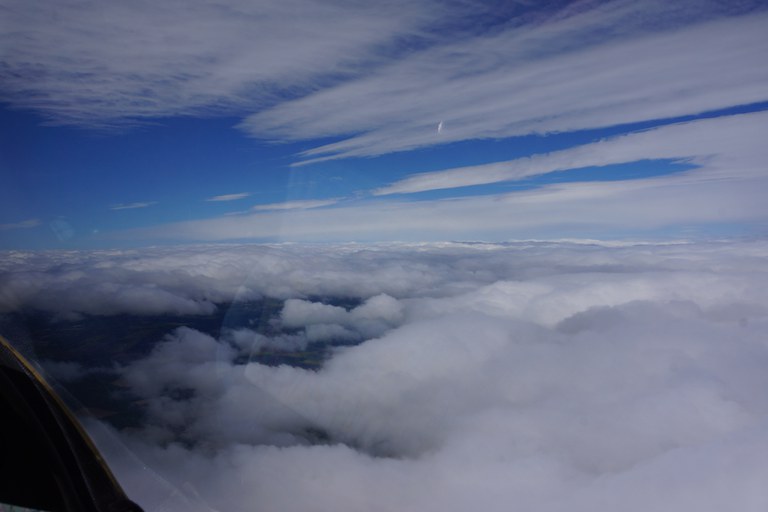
<box><xmin>110</xmin><ymin>202</ymin><xmax>156</xmax><ymax>210</ymax></box>
<box><xmin>251</xmin><ymin>198</ymin><xmax>340</xmax><ymax>211</ymax></box>
<box><xmin>206</xmin><ymin>193</ymin><xmax>251</xmax><ymax>202</ymax></box>
<box><xmin>0</xmin><ymin>219</ymin><xmax>41</xmax><ymax>231</ymax></box>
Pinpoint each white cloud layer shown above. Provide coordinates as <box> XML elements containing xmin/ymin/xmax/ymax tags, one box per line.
<box><xmin>42</xmin><ymin>240</ymin><xmax>767</xmax><ymax>511</ymax></box>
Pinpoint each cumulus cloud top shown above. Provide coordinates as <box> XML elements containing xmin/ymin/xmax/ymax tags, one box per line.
<box><xmin>4</xmin><ymin>241</ymin><xmax>767</xmax><ymax>510</ymax></box>
<box><xmin>281</xmin><ymin>294</ymin><xmax>404</xmax><ymax>341</ymax></box>
<box><xmin>3</xmin><ymin>240</ymin><xmax>767</xmax><ymax>318</ymax></box>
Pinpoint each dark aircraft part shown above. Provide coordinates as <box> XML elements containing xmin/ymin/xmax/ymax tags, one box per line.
<box><xmin>0</xmin><ymin>335</ymin><xmax>143</xmax><ymax>512</ymax></box>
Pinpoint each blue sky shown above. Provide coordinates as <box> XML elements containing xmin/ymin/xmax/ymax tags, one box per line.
<box><xmin>1</xmin><ymin>0</ymin><xmax>767</xmax><ymax>249</ymax></box>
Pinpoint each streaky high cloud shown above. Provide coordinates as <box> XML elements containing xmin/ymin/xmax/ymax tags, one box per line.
<box><xmin>0</xmin><ymin>0</ymin><xmax>440</xmax><ymax>128</ymax></box>
<box><xmin>121</xmin><ymin>177</ymin><xmax>767</xmax><ymax>242</ymax></box>
<box><xmin>3</xmin><ymin>0</ymin><xmax>765</xmax><ymax>167</ymax></box>
<box><xmin>205</xmin><ymin>193</ymin><xmax>250</xmax><ymax>202</ymax></box>
<box><xmin>240</xmin><ymin>3</ymin><xmax>768</xmax><ymax>163</ymax></box>
<box><xmin>115</xmin><ymin>110</ymin><xmax>768</xmax><ymax>243</ymax></box>
<box><xmin>373</xmin><ymin>110</ymin><xmax>768</xmax><ymax>195</ymax></box>
<box><xmin>110</xmin><ymin>202</ymin><xmax>156</xmax><ymax>211</ymax></box>
<box><xmin>24</xmin><ymin>240</ymin><xmax>765</xmax><ymax>512</ymax></box>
